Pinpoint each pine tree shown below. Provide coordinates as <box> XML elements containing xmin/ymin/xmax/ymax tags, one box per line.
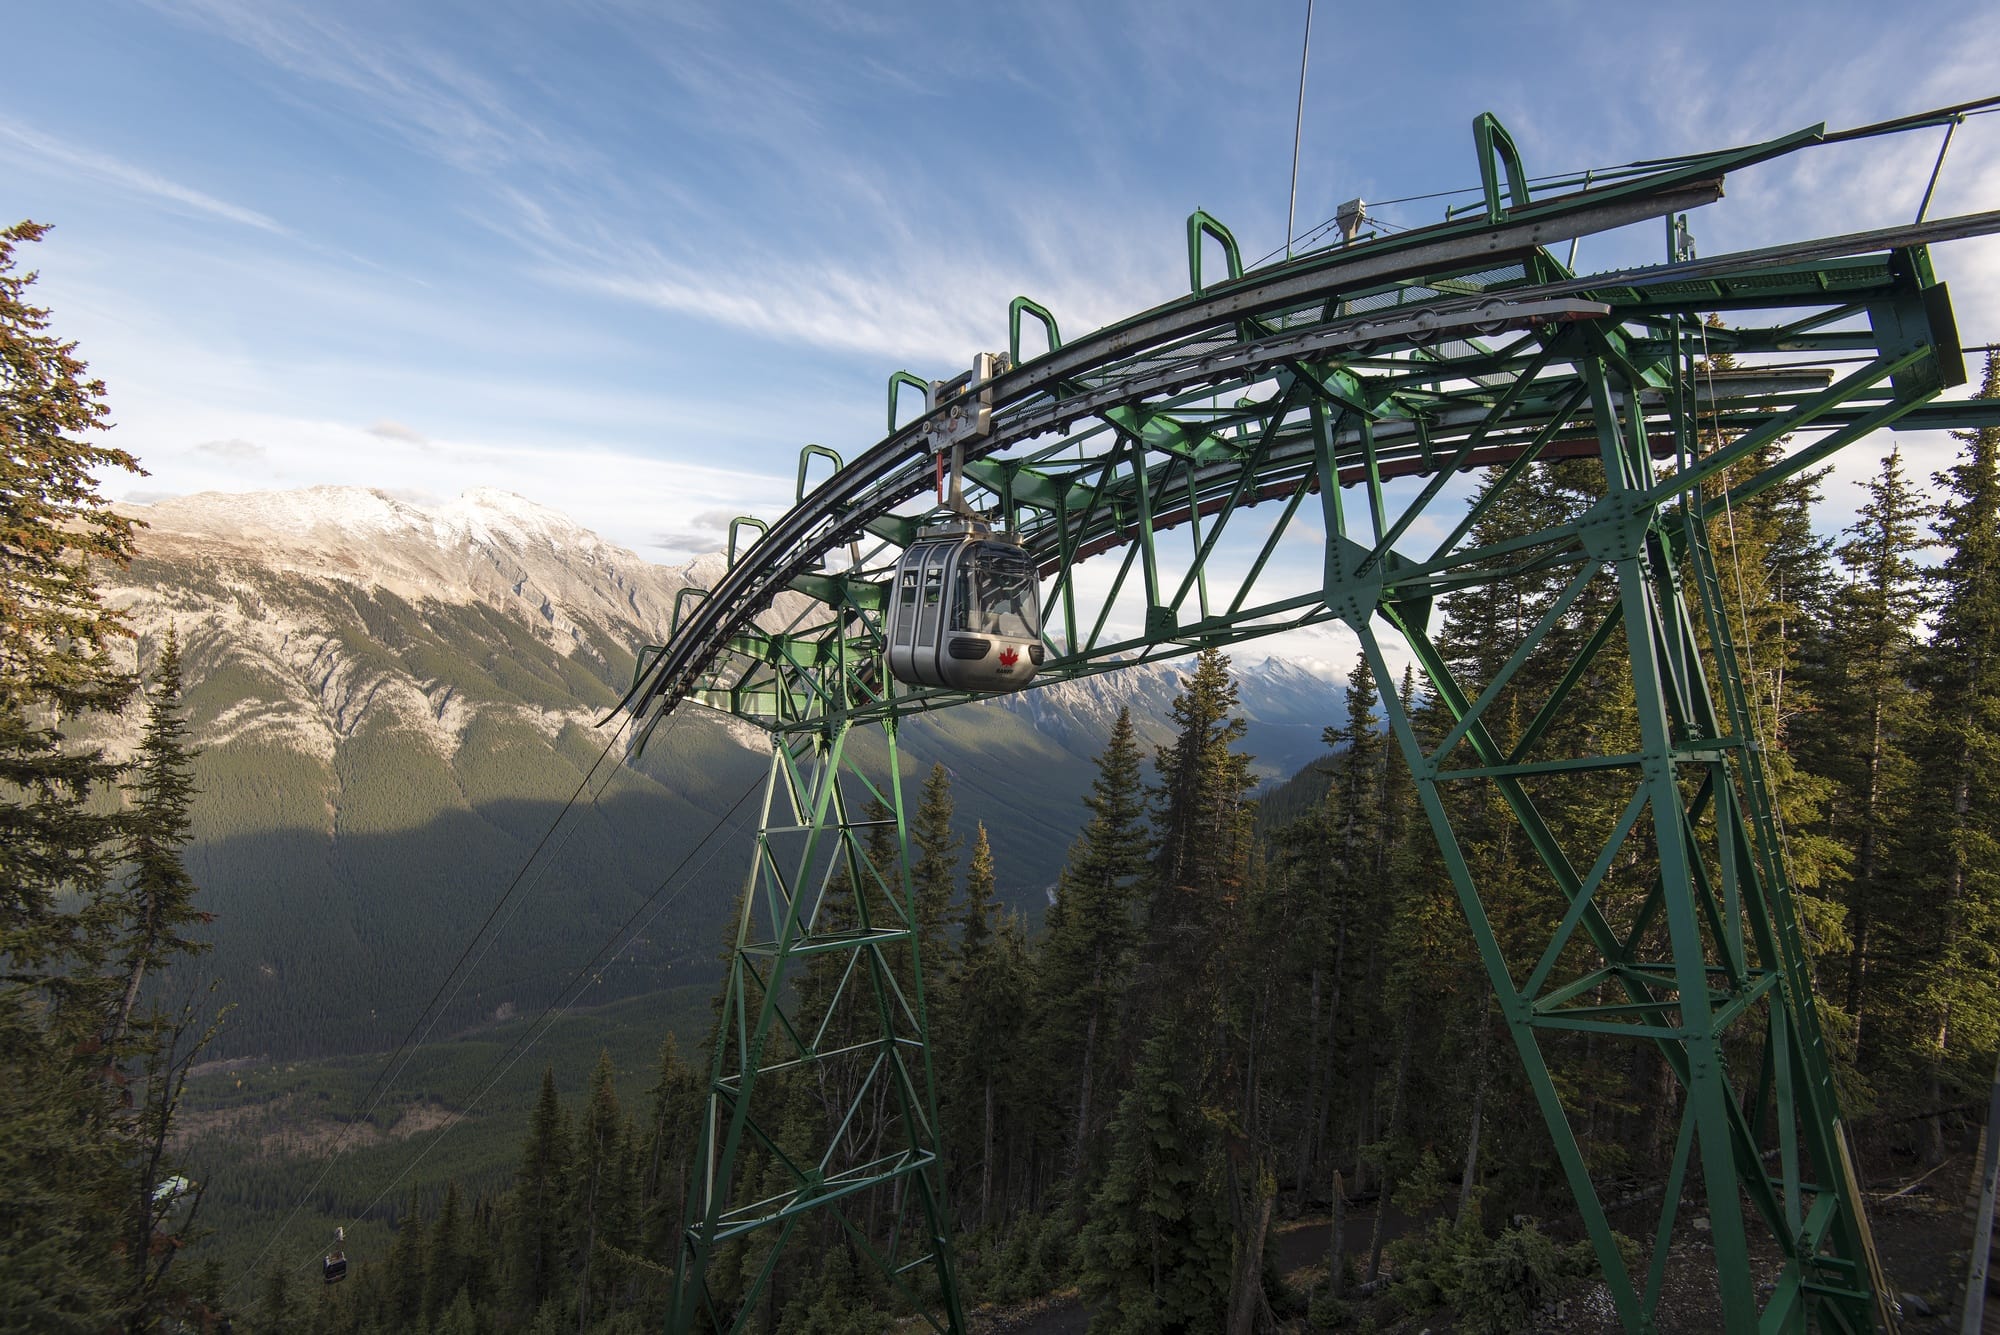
<box><xmin>1807</xmin><ymin>449</ymin><xmax>1930</xmax><ymax>1061</ymax></box>
<box><xmin>568</xmin><ymin>1050</ymin><xmax>630</xmax><ymax>1329</ymax></box>
<box><xmin>1</xmin><ymin>218</ymin><xmax>138</xmax><ymax>994</ymax></box>
<box><xmin>512</xmin><ymin>1067</ymin><xmax>571</xmax><ymax>1311</ymax></box>
<box><xmin>435</xmin><ymin>1287</ymin><xmax>478</xmax><ymax>1335</ymax></box>
<box><xmin>1895</xmin><ymin>353</ymin><xmax>2000</xmax><ymax>1159</ymax></box>
<box><xmin>1032</xmin><ymin>707</ymin><xmax>1148</xmax><ymax>1181</ymax></box>
<box><xmin>386</xmin><ymin>1189</ymin><xmax>427</xmax><ymax>1328</ymax></box>
<box><xmin>958</xmin><ymin>822</ymin><xmax>996</xmax><ymax>964</ymax></box>
<box><xmin>252</xmin><ymin>1264</ymin><xmax>291</xmax><ymax>1335</ymax></box>
<box><xmin>1130</xmin><ymin>648</ymin><xmax>1263</xmax><ymax>1326</ymax></box>
<box><xmin>107</xmin><ymin>629</ymin><xmax>208</xmax><ymax>1053</ymax></box>
<box><xmin>0</xmin><ymin>221</ymin><xmax>137</xmax><ymax>713</ymax></box>
<box><xmin>0</xmin><ymin>219</ymin><xmax>152</xmax><ymax>1335</ymax></box>
<box><xmin>641</xmin><ymin>1035</ymin><xmax>700</xmax><ymax>1256</ymax></box>
<box><xmin>423</xmin><ymin>1179</ymin><xmax>469</xmax><ymax>1326</ymax></box>
<box><xmin>944</xmin><ymin>824</ymin><xmax>1022</xmax><ymax>1228</ymax></box>
<box><xmin>1701</xmin><ymin>327</ymin><xmax>1846</xmax><ymax>901</ymax></box>
<box><xmin>1145</xmin><ymin>648</ymin><xmax>1255</xmax><ymax>990</ymax></box>
<box><xmin>910</xmin><ymin>763</ymin><xmax>960</xmax><ymax>962</ymax></box>
<box><xmin>1075</xmin><ymin>1017</ymin><xmax>1230</xmax><ymax>1334</ymax></box>
<box><xmin>1324</xmin><ymin>655</ymin><xmax>1384</xmax><ymax>877</ymax></box>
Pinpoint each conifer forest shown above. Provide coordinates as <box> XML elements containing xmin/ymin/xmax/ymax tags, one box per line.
<box><xmin>6</xmin><ymin>213</ymin><xmax>2000</xmax><ymax>1330</ymax></box>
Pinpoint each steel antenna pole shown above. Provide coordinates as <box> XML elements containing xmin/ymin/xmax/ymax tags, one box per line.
<box><xmin>1285</xmin><ymin>0</ymin><xmax>1314</xmax><ymax>258</ymax></box>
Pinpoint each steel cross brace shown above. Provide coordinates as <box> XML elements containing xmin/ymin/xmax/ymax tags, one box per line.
<box><xmin>1346</xmin><ymin>334</ymin><xmax>1897</xmax><ymax>1335</ymax></box>
<box><xmin>640</xmin><ymin>106</ymin><xmax>2000</xmax><ymax>1331</ymax></box>
<box><xmin>668</xmin><ymin>715</ymin><xmax>964</xmax><ymax>1334</ymax></box>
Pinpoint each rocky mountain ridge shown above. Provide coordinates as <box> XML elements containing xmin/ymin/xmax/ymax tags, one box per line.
<box><xmin>98</xmin><ymin>485</ymin><xmax>1345</xmax><ymax>1060</ymax></box>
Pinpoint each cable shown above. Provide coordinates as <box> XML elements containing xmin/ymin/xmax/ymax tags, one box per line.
<box><xmin>286</xmin><ymin>767</ymin><xmax>769</xmax><ymax>1277</ymax></box>
<box><xmin>1695</xmin><ymin>319</ymin><xmax>1797</xmax><ymax>870</ymax></box>
<box><xmin>225</xmin><ymin>703</ymin><xmax>647</xmax><ymax>1295</ymax></box>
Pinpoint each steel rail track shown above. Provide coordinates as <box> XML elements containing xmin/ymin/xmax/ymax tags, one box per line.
<box><xmin>628</xmin><ymin>196</ymin><xmax>2000</xmax><ymax>735</ymax></box>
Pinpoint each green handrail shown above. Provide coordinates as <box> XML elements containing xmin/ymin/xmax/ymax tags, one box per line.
<box><xmin>726</xmin><ymin>516</ymin><xmax>768</xmax><ymax>572</ymax></box>
<box><xmin>1186</xmin><ymin>209</ymin><xmax>1242</xmax><ymax>296</ymax></box>
<box><xmin>887</xmin><ymin>370</ymin><xmax>930</xmax><ymax>434</ymax></box>
<box><xmin>1474</xmin><ymin>111</ymin><xmax>1532</xmax><ymax>224</ymax></box>
<box><xmin>796</xmin><ymin>443</ymin><xmax>843</xmax><ymax>502</ymax></box>
<box><xmin>1009</xmin><ymin>296</ymin><xmax>1061</xmax><ymax>363</ymax></box>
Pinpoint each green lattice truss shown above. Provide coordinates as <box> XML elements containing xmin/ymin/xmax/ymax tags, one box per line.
<box><xmin>640</xmin><ymin>102</ymin><xmax>2000</xmax><ymax>1334</ymax></box>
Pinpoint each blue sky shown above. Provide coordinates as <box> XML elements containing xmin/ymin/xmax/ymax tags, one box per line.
<box><xmin>6</xmin><ymin>0</ymin><xmax>1998</xmax><ymax>586</ymax></box>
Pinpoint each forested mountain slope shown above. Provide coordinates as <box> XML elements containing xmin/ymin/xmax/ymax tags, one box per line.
<box><xmin>96</xmin><ymin>487</ymin><xmax>1343</xmax><ymax>1060</ymax></box>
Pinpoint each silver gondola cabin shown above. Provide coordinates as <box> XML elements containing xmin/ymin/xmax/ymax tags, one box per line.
<box><xmin>885</xmin><ymin>521</ymin><xmax>1042</xmax><ymax>692</ymax></box>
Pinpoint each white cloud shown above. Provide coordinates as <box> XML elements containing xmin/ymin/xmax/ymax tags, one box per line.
<box><xmin>102</xmin><ymin>405</ymin><xmax>786</xmax><ymax>562</ymax></box>
<box><xmin>0</xmin><ymin>118</ymin><xmax>286</xmax><ymax>234</ymax></box>
<box><xmin>366</xmin><ymin>420</ymin><xmax>429</xmax><ymax>445</ymax></box>
<box><xmin>151</xmin><ymin>0</ymin><xmax>581</xmax><ymax>175</ymax></box>
<box><xmin>193</xmin><ymin>437</ymin><xmax>268</xmax><ymax>463</ymax></box>
<box><xmin>522</xmin><ymin>188</ymin><xmax>1183</xmax><ymax>368</ymax></box>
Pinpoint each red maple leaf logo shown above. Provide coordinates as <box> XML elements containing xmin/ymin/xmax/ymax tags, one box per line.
<box><xmin>999</xmin><ymin>647</ymin><xmax>1019</xmax><ymax>668</ymax></box>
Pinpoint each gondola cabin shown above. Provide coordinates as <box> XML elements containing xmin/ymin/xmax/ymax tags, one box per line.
<box><xmin>324</xmin><ymin>1226</ymin><xmax>348</xmax><ymax>1284</ymax></box>
<box><xmin>886</xmin><ymin>524</ymin><xmax>1043</xmax><ymax>692</ymax></box>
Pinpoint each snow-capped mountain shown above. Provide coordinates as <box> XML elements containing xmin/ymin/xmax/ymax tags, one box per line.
<box><xmin>99</xmin><ymin>487</ymin><xmax>1346</xmax><ymax>1062</ymax></box>
<box><xmin>131</xmin><ymin>484</ymin><xmax>720</xmax><ymax>642</ymax></box>
<box><xmin>995</xmin><ymin>653</ymin><xmax>1341</xmax><ymax>775</ymax></box>
<box><xmin>109</xmin><ymin>487</ymin><xmax>710</xmax><ymax>757</ymax></box>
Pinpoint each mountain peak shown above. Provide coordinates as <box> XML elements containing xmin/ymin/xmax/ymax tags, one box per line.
<box><xmin>128</xmin><ymin>484</ymin><xmax>602</xmax><ymax>547</ymax></box>
<box><xmin>133</xmin><ymin>485</ymin><xmax>425</xmax><ymax>537</ymax></box>
<box><xmin>435</xmin><ymin>487</ymin><xmax>599</xmax><ymax>546</ymax></box>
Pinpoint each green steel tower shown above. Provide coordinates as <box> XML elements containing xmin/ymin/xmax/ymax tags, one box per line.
<box><xmin>636</xmin><ymin>102</ymin><xmax>2000</xmax><ymax>1334</ymax></box>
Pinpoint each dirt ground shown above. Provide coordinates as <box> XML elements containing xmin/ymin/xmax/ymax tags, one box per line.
<box><xmin>172</xmin><ymin>1090</ymin><xmax>456</xmax><ymax>1159</ymax></box>
<box><xmin>969</xmin><ymin>1144</ymin><xmax>1989</xmax><ymax>1334</ymax></box>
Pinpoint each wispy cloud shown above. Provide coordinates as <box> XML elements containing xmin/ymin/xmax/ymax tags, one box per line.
<box><xmin>0</xmin><ymin>118</ymin><xmax>286</xmax><ymax>233</ymax></box>
<box><xmin>104</xmin><ymin>406</ymin><xmax>788</xmax><ymax>563</ymax></box>
<box><xmin>505</xmin><ymin>154</ymin><xmax>1184</xmax><ymax>368</ymax></box>
<box><xmin>366</xmin><ymin>420</ymin><xmax>429</xmax><ymax>445</ymax></box>
<box><xmin>194</xmin><ymin>438</ymin><xmax>268</xmax><ymax>463</ymax></box>
<box><xmin>150</xmin><ymin>0</ymin><xmax>585</xmax><ymax>175</ymax></box>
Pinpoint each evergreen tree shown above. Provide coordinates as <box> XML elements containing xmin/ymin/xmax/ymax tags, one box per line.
<box><xmin>1145</xmin><ymin>648</ymin><xmax>1255</xmax><ymax>989</ymax></box>
<box><xmin>0</xmin><ymin>219</ymin><xmax>163</xmax><ymax>1335</ymax></box>
<box><xmin>1324</xmin><ymin>655</ymin><xmax>1385</xmax><ymax>877</ymax></box>
<box><xmin>910</xmin><ymin>763</ymin><xmax>960</xmax><ymax>961</ymax></box>
<box><xmin>423</xmin><ymin>1179</ymin><xmax>469</xmax><ymax>1326</ymax></box>
<box><xmin>435</xmin><ymin>1286</ymin><xmax>478</xmax><ymax>1335</ymax></box>
<box><xmin>776</xmin><ymin>1245</ymin><xmax>880</xmax><ymax>1335</ymax></box>
<box><xmin>1808</xmin><ymin>449</ymin><xmax>1930</xmax><ymax>1060</ymax></box>
<box><xmin>943</xmin><ymin>824</ymin><xmax>1023</xmax><ymax>1228</ymax></box>
<box><xmin>107</xmin><ymin>629</ymin><xmax>208</xmax><ymax>1053</ymax></box>
<box><xmin>0</xmin><ymin>220</ymin><xmax>137</xmax><ymax>714</ymax></box>
<box><xmin>253</xmin><ymin>1264</ymin><xmax>292</xmax><ymax>1335</ymax></box>
<box><xmin>1</xmin><ymin>218</ymin><xmax>138</xmax><ymax>996</ymax></box>
<box><xmin>1895</xmin><ymin>353</ymin><xmax>2000</xmax><ymax>1158</ymax></box>
<box><xmin>568</xmin><ymin>1050</ymin><xmax>633</xmax><ymax>1329</ymax></box>
<box><xmin>1701</xmin><ymin>327</ymin><xmax>1846</xmax><ymax>900</ymax></box>
<box><xmin>957</xmin><ymin>822</ymin><xmax>996</xmax><ymax>964</ymax></box>
<box><xmin>1075</xmin><ymin>1018</ymin><xmax>1230</xmax><ymax>1334</ymax></box>
<box><xmin>512</xmin><ymin>1067</ymin><xmax>571</xmax><ymax>1312</ymax></box>
<box><xmin>640</xmin><ymin>1034</ymin><xmax>700</xmax><ymax>1256</ymax></box>
<box><xmin>386</xmin><ymin>1189</ymin><xmax>427</xmax><ymax>1329</ymax></box>
<box><xmin>1033</xmin><ymin>707</ymin><xmax>1148</xmax><ymax>1181</ymax></box>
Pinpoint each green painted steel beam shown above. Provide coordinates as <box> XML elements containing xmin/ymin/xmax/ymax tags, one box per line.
<box><xmin>642</xmin><ymin>106</ymin><xmax>2000</xmax><ymax>1335</ymax></box>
